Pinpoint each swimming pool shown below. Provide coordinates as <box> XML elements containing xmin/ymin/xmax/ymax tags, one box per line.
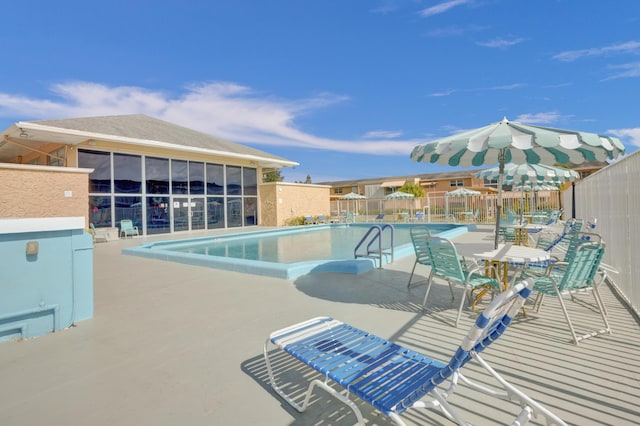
<box><xmin>123</xmin><ymin>223</ymin><xmax>472</xmax><ymax>279</ymax></box>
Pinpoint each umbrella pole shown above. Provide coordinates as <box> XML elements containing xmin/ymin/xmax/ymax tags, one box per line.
<box><xmin>494</xmin><ymin>151</ymin><xmax>506</xmax><ymax>249</ymax></box>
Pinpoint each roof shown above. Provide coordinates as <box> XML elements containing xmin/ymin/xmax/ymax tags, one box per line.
<box><xmin>0</xmin><ymin>114</ymin><xmax>298</xmax><ymax>168</ymax></box>
<box><xmin>318</xmin><ymin>169</ymin><xmax>486</xmax><ymax>187</ymax></box>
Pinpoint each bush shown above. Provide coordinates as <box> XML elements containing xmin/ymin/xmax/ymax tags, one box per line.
<box><xmin>285</xmin><ymin>216</ymin><xmax>307</xmax><ymax>226</ymax></box>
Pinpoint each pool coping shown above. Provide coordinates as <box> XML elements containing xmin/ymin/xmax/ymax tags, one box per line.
<box><xmin>122</xmin><ymin>223</ymin><xmax>474</xmax><ymax>280</ymax></box>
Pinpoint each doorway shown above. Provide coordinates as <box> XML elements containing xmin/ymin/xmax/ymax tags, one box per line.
<box><xmin>173</xmin><ymin>197</ymin><xmax>206</xmax><ymax>231</ymax></box>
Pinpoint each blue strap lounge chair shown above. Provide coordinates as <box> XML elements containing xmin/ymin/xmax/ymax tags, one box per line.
<box><xmin>303</xmin><ymin>215</ymin><xmax>316</xmax><ymax>225</ymax></box>
<box><xmin>374</xmin><ymin>213</ymin><xmax>385</xmax><ymax>221</ymax></box>
<box><xmin>316</xmin><ymin>214</ymin><xmax>328</xmax><ymax>224</ymax></box>
<box><xmin>264</xmin><ymin>279</ymin><xmax>567</xmax><ymax>425</ymax></box>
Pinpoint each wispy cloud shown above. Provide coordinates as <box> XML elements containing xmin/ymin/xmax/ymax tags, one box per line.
<box><xmin>429</xmin><ymin>83</ymin><xmax>526</xmax><ymax>97</ymax></box>
<box><xmin>419</xmin><ymin>0</ymin><xmax>472</xmax><ymax>17</ymax></box>
<box><xmin>609</xmin><ymin>127</ymin><xmax>640</xmax><ymax>148</ymax></box>
<box><xmin>363</xmin><ymin>130</ymin><xmax>404</xmax><ymax>139</ymax></box>
<box><xmin>0</xmin><ymin>81</ymin><xmax>419</xmax><ymax>156</ymax></box>
<box><xmin>553</xmin><ymin>40</ymin><xmax>640</xmax><ymax>62</ymax></box>
<box><xmin>602</xmin><ymin>62</ymin><xmax>640</xmax><ymax>80</ymax></box>
<box><xmin>513</xmin><ymin>112</ymin><xmax>568</xmax><ymax>125</ymax></box>
<box><xmin>476</xmin><ymin>37</ymin><xmax>525</xmax><ymax>48</ymax></box>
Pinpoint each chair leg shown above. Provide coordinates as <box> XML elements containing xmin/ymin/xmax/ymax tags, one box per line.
<box><xmin>555</xmin><ymin>293</ymin><xmax>580</xmax><ymax>345</ymax></box>
<box><xmin>590</xmin><ymin>285</ymin><xmax>612</xmax><ymax>336</ymax></box>
<box><xmin>455</xmin><ymin>287</ymin><xmax>467</xmax><ymax>327</ymax></box>
<box><xmin>407</xmin><ymin>260</ymin><xmax>419</xmax><ymax>288</ymax></box>
<box><xmin>422</xmin><ymin>273</ymin><xmax>436</xmax><ymax>308</ymax></box>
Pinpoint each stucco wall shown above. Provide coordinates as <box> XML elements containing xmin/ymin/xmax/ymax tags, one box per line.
<box><xmin>0</xmin><ymin>164</ymin><xmax>92</xmax><ymax>226</ymax></box>
<box><xmin>259</xmin><ymin>182</ymin><xmax>330</xmax><ymax>226</ymax></box>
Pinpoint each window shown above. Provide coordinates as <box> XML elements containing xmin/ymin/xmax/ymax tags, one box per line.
<box><xmin>146</xmin><ymin>157</ymin><xmax>170</xmax><ymax>194</ymax></box>
<box><xmin>114</xmin><ymin>153</ymin><xmax>142</xmax><ymax>193</ymax></box>
<box><xmin>79</xmin><ymin>150</ymin><xmax>111</xmax><ymax>193</ymax></box>
<box><xmin>450</xmin><ymin>179</ymin><xmax>464</xmax><ymax>187</ymax></box>
<box><xmin>48</xmin><ymin>147</ymin><xmax>65</xmax><ymax>166</ymax></box>
<box><xmin>89</xmin><ymin>196</ymin><xmax>112</xmax><ymax>227</ymax></box>
<box><xmin>334</xmin><ymin>188</ymin><xmax>344</xmax><ymax>194</ymax></box>
<box><xmin>171</xmin><ymin>160</ymin><xmax>188</xmax><ymax>194</ymax></box>
<box><xmin>226</xmin><ymin>166</ymin><xmax>242</xmax><ymax>196</ymax></box>
<box><xmin>206</xmin><ymin>163</ymin><xmax>224</xmax><ymax>195</ymax></box>
<box><xmin>189</xmin><ymin>161</ymin><xmax>205</xmax><ymax>194</ymax></box>
<box><xmin>483</xmin><ymin>178</ymin><xmax>499</xmax><ymax>188</ymax></box>
<box><xmin>243</xmin><ymin>168</ymin><xmax>257</xmax><ymax>196</ymax></box>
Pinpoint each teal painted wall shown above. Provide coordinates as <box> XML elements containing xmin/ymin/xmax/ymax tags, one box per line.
<box><xmin>0</xmin><ymin>227</ymin><xmax>93</xmax><ymax>342</ymax></box>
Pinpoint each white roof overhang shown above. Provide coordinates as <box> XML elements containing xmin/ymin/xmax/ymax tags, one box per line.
<box><xmin>1</xmin><ymin>121</ymin><xmax>299</xmax><ymax>169</ymax></box>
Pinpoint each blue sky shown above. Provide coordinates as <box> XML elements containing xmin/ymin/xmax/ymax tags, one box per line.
<box><xmin>1</xmin><ymin>0</ymin><xmax>638</xmax><ymax>183</ymax></box>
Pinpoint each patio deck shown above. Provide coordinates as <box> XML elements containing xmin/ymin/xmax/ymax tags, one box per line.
<box><xmin>0</xmin><ymin>225</ymin><xmax>638</xmax><ymax>425</ymax></box>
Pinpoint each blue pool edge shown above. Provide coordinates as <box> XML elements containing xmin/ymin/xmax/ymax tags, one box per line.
<box><xmin>122</xmin><ymin>223</ymin><xmax>474</xmax><ymax>280</ymax></box>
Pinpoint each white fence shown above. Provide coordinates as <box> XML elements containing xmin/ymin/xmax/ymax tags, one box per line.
<box><xmin>563</xmin><ymin>150</ymin><xmax>640</xmax><ymax>318</ymax></box>
<box><xmin>330</xmin><ymin>190</ymin><xmax>562</xmax><ymax>223</ymax></box>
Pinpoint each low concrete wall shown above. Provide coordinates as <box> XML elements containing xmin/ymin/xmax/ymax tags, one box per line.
<box><xmin>259</xmin><ymin>182</ymin><xmax>330</xmax><ymax>226</ymax></box>
<box><xmin>0</xmin><ymin>217</ymin><xmax>94</xmax><ymax>342</ymax></box>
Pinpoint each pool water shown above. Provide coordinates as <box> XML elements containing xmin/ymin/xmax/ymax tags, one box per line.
<box><xmin>169</xmin><ymin>224</ymin><xmax>420</xmax><ymax>263</ymax></box>
<box><xmin>123</xmin><ymin>223</ymin><xmax>470</xmax><ymax>279</ymax></box>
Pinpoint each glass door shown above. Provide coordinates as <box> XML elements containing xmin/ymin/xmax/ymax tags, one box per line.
<box><xmin>173</xmin><ymin>197</ymin><xmax>189</xmax><ymax>232</ymax></box>
<box><xmin>173</xmin><ymin>197</ymin><xmax>205</xmax><ymax>231</ymax></box>
<box><xmin>191</xmin><ymin>197</ymin><xmax>205</xmax><ymax>230</ymax></box>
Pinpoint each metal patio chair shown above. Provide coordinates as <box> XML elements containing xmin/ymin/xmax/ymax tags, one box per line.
<box><xmin>263</xmin><ymin>279</ymin><xmax>567</xmax><ymax>426</ymax></box>
<box><xmin>423</xmin><ymin>236</ymin><xmax>501</xmax><ymax>327</ymax></box>
<box><xmin>520</xmin><ymin>240</ymin><xmax>611</xmax><ymax>345</ymax></box>
<box><xmin>406</xmin><ymin>226</ymin><xmax>431</xmax><ymax>288</ymax></box>
<box><xmin>119</xmin><ymin>219</ymin><xmax>139</xmax><ymax>238</ymax></box>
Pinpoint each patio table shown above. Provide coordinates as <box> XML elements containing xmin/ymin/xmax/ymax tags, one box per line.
<box><xmin>468</xmin><ymin>244</ymin><xmax>550</xmax><ymax>312</ymax></box>
<box><xmin>472</xmin><ymin>243</ymin><xmax>550</xmax><ymax>289</ymax></box>
<box><xmin>500</xmin><ymin>223</ymin><xmax>546</xmax><ymax>246</ymax></box>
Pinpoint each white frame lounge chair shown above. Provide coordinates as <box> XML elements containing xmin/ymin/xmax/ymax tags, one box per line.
<box><xmin>264</xmin><ymin>279</ymin><xmax>567</xmax><ymax>426</ymax></box>
<box><xmin>119</xmin><ymin>219</ymin><xmax>139</xmax><ymax>238</ymax></box>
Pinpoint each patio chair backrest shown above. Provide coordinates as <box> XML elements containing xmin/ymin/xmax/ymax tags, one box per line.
<box><xmin>426</xmin><ymin>236</ymin><xmax>465</xmax><ymax>282</ymax></box>
<box><xmin>555</xmin><ymin>241</ymin><xmax>605</xmax><ymax>292</ymax></box>
<box><xmin>410</xmin><ymin>226</ymin><xmax>431</xmax><ymax>266</ymax></box>
<box><xmin>431</xmin><ymin>279</ymin><xmax>534</xmax><ymax>385</ymax></box>
<box><xmin>121</xmin><ymin>220</ymin><xmax>134</xmax><ymax>231</ymax></box>
<box><xmin>562</xmin><ymin>232</ymin><xmax>602</xmax><ymax>264</ymax></box>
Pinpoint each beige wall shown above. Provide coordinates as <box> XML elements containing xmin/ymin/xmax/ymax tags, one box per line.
<box><xmin>0</xmin><ymin>164</ymin><xmax>91</xmax><ymax>226</ymax></box>
<box><xmin>259</xmin><ymin>182</ymin><xmax>330</xmax><ymax>226</ymax></box>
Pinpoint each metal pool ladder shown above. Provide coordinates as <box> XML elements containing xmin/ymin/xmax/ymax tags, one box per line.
<box><xmin>354</xmin><ymin>224</ymin><xmax>395</xmax><ymax>268</ymax></box>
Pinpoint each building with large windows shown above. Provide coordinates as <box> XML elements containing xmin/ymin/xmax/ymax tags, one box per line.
<box><xmin>0</xmin><ymin>114</ymin><xmax>298</xmax><ymax>235</ymax></box>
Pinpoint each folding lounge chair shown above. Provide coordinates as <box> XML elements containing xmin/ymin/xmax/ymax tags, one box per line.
<box><xmin>406</xmin><ymin>226</ymin><xmax>431</xmax><ymax>288</ymax></box>
<box><xmin>316</xmin><ymin>214</ymin><xmax>328</xmax><ymax>224</ymax></box>
<box><xmin>303</xmin><ymin>215</ymin><xmax>316</xmax><ymax>225</ymax></box>
<box><xmin>264</xmin><ymin>279</ymin><xmax>567</xmax><ymax>426</ymax></box>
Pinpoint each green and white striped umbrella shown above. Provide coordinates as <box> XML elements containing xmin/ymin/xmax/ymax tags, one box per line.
<box><xmin>410</xmin><ymin>117</ymin><xmax>625</xmax><ymax>248</ymax></box>
<box><xmin>513</xmin><ymin>183</ymin><xmax>559</xmax><ymax>191</ymax></box>
<box><xmin>476</xmin><ymin>162</ymin><xmax>580</xmax><ymax>184</ymax></box>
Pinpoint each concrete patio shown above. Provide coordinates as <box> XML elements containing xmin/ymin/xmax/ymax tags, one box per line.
<box><xmin>0</xmin><ymin>225</ymin><xmax>638</xmax><ymax>425</ymax></box>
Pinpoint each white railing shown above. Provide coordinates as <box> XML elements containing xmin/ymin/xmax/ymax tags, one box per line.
<box><xmin>563</xmin><ymin>150</ymin><xmax>640</xmax><ymax>318</ymax></box>
<box><xmin>330</xmin><ymin>191</ymin><xmax>561</xmax><ymax>224</ymax></box>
